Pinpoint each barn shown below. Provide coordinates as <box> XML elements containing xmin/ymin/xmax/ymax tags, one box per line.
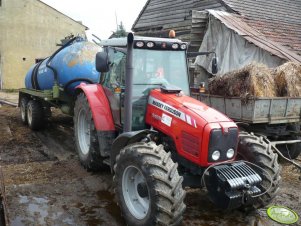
<box><xmin>132</xmin><ymin>0</ymin><xmax>301</xmax><ymax>86</ymax></box>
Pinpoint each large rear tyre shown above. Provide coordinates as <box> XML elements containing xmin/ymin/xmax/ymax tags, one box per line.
<box><xmin>20</xmin><ymin>96</ymin><xmax>29</xmax><ymax>125</ymax></box>
<box><xmin>113</xmin><ymin>142</ymin><xmax>186</xmax><ymax>226</ymax></box>
<box><xmin>27</xmin><ymin>100</ymin><xmax>44</xmax><ymax>130</ymax></box>
<box><xmin>74</xmin><ymin>93</ymin><xmax>107</xmax><ymax>171</ymax></box>
<box><xmin>238</xmin><ymin>132</ymin><xmax>281</xmax><ymax>208</ymax></box>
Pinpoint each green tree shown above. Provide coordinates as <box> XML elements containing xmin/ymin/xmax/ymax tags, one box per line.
<box><xmin>111</xmin><ymin>22</ymin><xmax>127</xmax><ymax>38</ymax></box>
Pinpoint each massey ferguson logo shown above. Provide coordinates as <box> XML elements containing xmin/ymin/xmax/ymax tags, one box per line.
<box><xmin>152</xmin><ymin>99</ymin><xmax>182</xmax><ymax>118</ymax></box>
<box><xmin>148</xmin><ymin>96</ymin><xmax>197</xmax><ymax>128</ymax></box>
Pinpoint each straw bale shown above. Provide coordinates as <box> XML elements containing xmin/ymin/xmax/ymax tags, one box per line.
<box><xmin>274</xmin><ymin>62</ymin><xmax>301</xmax><ymax>97</ymax></box>
<box><xmin>209</xmin><ymin>63</ymin><xmax>276</xmax><ymax>97</ymax></box>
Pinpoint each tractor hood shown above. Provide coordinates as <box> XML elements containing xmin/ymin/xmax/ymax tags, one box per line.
<box><xmin>146</xmin><ymin>89</ymin><xmax>238</xmax><ymax>167</ymax></box>
<box><xmin>148</xmin><ymin>89</ymin><xmax>232</xmax><ymax>124</ymax></box>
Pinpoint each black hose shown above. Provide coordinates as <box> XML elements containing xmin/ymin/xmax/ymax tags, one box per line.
<box><xmin>64</xmin><ymin>78</ymin><xmax>94</xmax><ymax>90</ymax></box>
<box><xmin>31</xmin><ymin>60</ymin><xmax>43</xmax><ymax>89</ymax></box>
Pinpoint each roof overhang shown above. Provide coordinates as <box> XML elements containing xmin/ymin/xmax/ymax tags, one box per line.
<box><xmin>207</xmin><ymin>10</ymin><xmax>301</xmax><ymax>63</ymax></box>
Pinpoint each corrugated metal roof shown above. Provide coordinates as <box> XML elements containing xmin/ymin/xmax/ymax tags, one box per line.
<box><xmin>208</xmin><ymin>10</ymin><xmax>301</xmax><ymax>63</ymax></box>
<box><xmin>221</xmin><ymin>0</ymin><xmax>301</xmax><ymax>56</ymax></box>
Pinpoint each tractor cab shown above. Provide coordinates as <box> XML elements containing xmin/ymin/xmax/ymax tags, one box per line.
<box><xmin>96</xmin><ymin>34</ymin><xmax>190</xmax><ymax>131</ymax></box>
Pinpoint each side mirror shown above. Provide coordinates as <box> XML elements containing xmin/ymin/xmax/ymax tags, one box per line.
<box><xmin>96</xmin><ymin>52</ymin><xmax>110</xmax><ymax>72</ymax></box>
<box><xmin>212</xmin><ymin>57</ymin><xmax>218</xmax><ymax>74</ymax></box>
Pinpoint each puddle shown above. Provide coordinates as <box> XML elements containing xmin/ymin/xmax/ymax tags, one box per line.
<box><xmin>66</xmin><ymin>190</ymin><xmax>125</xmax><ymax>226</ymax></box>
<box><xmin>10</xmin><ymin>195</ymin><xmax>50</xmax><ymax>226</ymax></box>
<box><xmin>96</xmin><ymin>190</ymin><xmax>125</xmax><ymax>225</ymax></box>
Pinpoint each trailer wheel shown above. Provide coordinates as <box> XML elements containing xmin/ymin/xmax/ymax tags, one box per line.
<box><xmin>113</xmin><ymin>142</ymin><xmax>186</xmax><ymax>226</ymax></box>
<box><xmin>27</xmin><ymin>100</ymin><xmax>44</xmax><ymax>130</ymax></box>
<box><xmin>20</xmin><ymin>96</ymin><xmax>29</xmax><ymax>124</ymax></box>
<box><xmin>278</xmin><ymin>123</ymin><xmax>301</xmax><ymax>159</ymax></box>
<box><xmin>237</xmin><ymin>132</ymin><xmax>281</xmax><ymax>208</ymax></box>
<box><xmin>74</xmin><ymin>93</ymin><xmax>107</xmax><ymax>171</ymax></box>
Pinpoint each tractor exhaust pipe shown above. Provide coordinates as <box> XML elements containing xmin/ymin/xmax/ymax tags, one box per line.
<box><xmin>124</xmin><ymin>33</ymin><xmax>134</xmax><ymax>132</ymax></box>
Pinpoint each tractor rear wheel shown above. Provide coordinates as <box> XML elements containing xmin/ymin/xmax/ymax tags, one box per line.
<box><xmin>20</xmin><ymin>96</ymin><xmax>29</xmax><ymax>124</ymax></box>
<box><xmin>113</xmin><ymin>142</ymin><xmax>186</xmax><ymax>226</ymax></box>
<box><xmin>74</xmin><ymin>93</ymin><xmax>107</xmax><ymax>171</ymax></box>
<box><xmin>237</xmin><ymin>132</ymin><xmax>281</xmax><ymax>208</ymax></box>
<box><xmin>27</xmin><ymin>100</ymin><xmax>44</xmax><ymax>130</ymax></box>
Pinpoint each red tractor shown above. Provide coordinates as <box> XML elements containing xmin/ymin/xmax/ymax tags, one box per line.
<box><xmin>20</xmin><ymin>33</ymin><xmax>281</xmax><ymax>226</ymax></box>
<box><xmin>72</xmin><ymin>33</ymin><xmax>280</xmax><ymax>226</ymax></box>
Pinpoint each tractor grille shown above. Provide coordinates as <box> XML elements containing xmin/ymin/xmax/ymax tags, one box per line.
<box><xmin>208</xmin><ymin>127</ymin><xmax>238</xmax><ymax>162</ymax></box>
<box><xmin>181</xmin><ymin>131</ymin><xmax>199</xmax><ymax>157</ymax></box>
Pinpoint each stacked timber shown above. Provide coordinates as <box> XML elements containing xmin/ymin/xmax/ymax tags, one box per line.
<box><xmin>208</xmin><ymin>62</ymin><xmax>301</xmax><ymax>98</ymax></box>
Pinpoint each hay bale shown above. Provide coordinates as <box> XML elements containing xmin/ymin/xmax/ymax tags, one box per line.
<box><xmin>274</xmin><ymin>62</ymin><xmax>301</xmax><ymax>97</ymax></box>
<box><xmin>209</xmin><ymin>63</ymin><xmax>276</xmax><ymax>97</ymax></box>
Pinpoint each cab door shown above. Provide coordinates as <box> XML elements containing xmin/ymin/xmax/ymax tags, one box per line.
<box><xmin>101</xmin><ymin>49</ymin><xmax>126</xmax><ymax>129</ymax></box>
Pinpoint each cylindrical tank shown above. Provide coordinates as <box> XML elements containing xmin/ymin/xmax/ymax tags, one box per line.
<box><xmin>25</xmin><ymin>40</ymin><xmax>102</xmax><ymax>94</ymax></box>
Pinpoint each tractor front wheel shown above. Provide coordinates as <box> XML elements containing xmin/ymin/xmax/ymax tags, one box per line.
<box><xmin>113</xmin><ymin>142</ymin><xmax>186</xmax><ymax>226</ymax></box>
<box><xmin>237</xmin><ymin>132</ymin><xmax>281</xmax><ymax>208</ymax></box>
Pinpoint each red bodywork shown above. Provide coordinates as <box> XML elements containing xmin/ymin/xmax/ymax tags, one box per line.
<box><xmin>146</xmin><ymin>89</ymin><xmax>238</xmax><ymax>167</ymax></box>
<box><xmin>76</xmin><ymin>83</ymin><xmax>115</xmax><ymax>132</ymax></box>
<box><xmin>77</xmin><ymin>83</ymin><xmax>237</xmax><ymax>168</ymax></box>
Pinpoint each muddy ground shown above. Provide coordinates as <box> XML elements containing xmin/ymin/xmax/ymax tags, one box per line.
<box><xmin>0</xmin><ymin>100</ymin><xmax>300</xmax><ymax>226</ymax></box>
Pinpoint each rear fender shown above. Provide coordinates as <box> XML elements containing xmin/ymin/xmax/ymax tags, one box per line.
<box><xmin>75</xmin><ymin>83</ymin><xmax>115</xmax><ymax>131</ymax></box>
<box><xmin>75</xmin><ymin>83</ymin><xmax>116</xmax><ymax>157</ymax></box>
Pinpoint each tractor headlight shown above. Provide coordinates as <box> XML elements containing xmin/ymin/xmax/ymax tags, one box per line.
<box><xmin>226</xmin><ymin>148</ymin><xmax>235</xmax><ymax>159</ymax></box>
<box><xmin>172</xmin><ymin>43</ymin><xmax>179</xmax><ymax>49</ymax></box>
<box><xmin>147</xmin><ymin>42</ymin><xmax>155</xmax><ymax>48</ymax></box>
<box><xmin>180</xmin><ymin>44</ymin><xmax>187</xmax><ymax>50</ymax></box>
<box><xmin>136</xmin><ymin>41</ymin><xmax>144</xmax><ymax>48</ymax></box>
<box><xmin>212</xmin><ymin>150</ymin><xmax>220</xmax><ymax>161</ymax></box>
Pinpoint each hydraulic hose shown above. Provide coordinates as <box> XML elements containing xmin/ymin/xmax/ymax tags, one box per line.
<box><xmin>63</xmin><ymin>78</ymin><xmax>94</xmax><ymax>91</ymax></box>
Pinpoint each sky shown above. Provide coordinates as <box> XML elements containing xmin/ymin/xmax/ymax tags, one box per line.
<box><xmin>40</xmin><ymin>0</ymin><xmax>148</xmax><ymax>40</ymax></box>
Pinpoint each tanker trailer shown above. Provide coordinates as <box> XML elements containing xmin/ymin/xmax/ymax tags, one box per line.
<box><xmin>19</xmin><ymin>37</ymin><xmax>102</xmax><ymax>130</ymax></box>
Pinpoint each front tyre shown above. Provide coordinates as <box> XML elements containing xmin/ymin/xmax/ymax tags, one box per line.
<box><xmin>114</xmin><ymin>142</ymin><xmax>186</xmax><ymax>226</ymax></box>
<box><xmin>74</xmin><ymin>93</ymin><xmax>107</xmax><ymax>171</ymax></box>
<box><xmin>238</xmin><ymin>132</ymin><xmax>281</xmax><ymax>208</ymax></box>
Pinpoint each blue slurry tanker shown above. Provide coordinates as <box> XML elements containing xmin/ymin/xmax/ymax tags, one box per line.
<box><xmin>19</xmin><ymin>37</ymin><xmax>102</xmax><ymax>123</ymax></box>
<box><xmin>24</xmin><ymin>37</ymin><xmax>101</xmax><ymax>94</ymax></box>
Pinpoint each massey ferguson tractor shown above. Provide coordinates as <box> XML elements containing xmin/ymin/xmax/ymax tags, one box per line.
<box><xmin>19</xmin><ymin>33</ymin><xmax>281</xmax><ymax>226</ymax></box>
